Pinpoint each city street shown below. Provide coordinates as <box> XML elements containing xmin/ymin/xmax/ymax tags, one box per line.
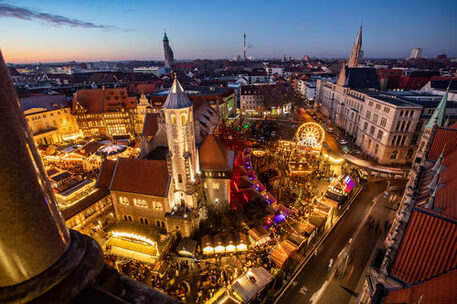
<box><xmin>275</xmin><ymin>180</ymin><xmax>394</xmax><ymax>304</ymax></box>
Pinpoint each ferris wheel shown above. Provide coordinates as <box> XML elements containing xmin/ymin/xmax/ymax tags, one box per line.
<box><xmin>296</xmin><ymin>122</ymin><xmax>325</xmax><ymax>148</ymax></box>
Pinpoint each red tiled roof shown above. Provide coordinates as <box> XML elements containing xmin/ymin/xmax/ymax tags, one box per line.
<box><xmin>427</xmin><ymin>127</ymin><xmax>457</xmax><ymax>161</ymax></box>
<box><xmin>199</xmin><ymin>134</ymin><xmax>234</xmax><ymax>171</ymax></box>
<box><xmin>390</xmin><ymin>209</ymin><xmax>457</xmax><ymax>284</ymax></box>
<box><xmin>142</xmin><ymin>113</ymin><xmax>159</xmax><ymax>137</ymax></box>
<box><xmin>72</xmin><ymin>88</ymin><xmax>136</xmax><ymax>114</ymax></box>
<box><xmin>96</xmin><ymin>159</ymin><xmax>117</xmax><ymax>189</ymax></box>
<box><xmin>383</xmin><ymin>269</ymin><xmax>457</xmax><ymax>304</ymax></box>
<box><xmin>435</xmin><ymin>178</ymin><xmax>457</xmax><ymax>221</ymax></box>
<box><xmin>109</xmin><ymin>158</ymin><xmax>170</xmax><ymax>197</ymax></box>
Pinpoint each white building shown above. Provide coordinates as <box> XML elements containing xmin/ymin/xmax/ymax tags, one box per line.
<box><xmin>133</xmin><ymin>66</ymin><xmax>169</xmax><ymax>77</ymax></box>
<box><xmin>409</xmin><ymin>48</ymin><xmax>422</xmax><ymax>60</ymax></box>
<box><xmin>240</xmin><ymin>85</ymin><xmax>264</xmax><ymax>115</ymax></box>
<box><xmin>265</xmin><ymin>67</ymin><xmax>284</xmax><ymax>77</ymax></box>
<box><xmin>317</xmin><ymin>75</ymin><xmax>457</xmax><ymax>164</ymax></box>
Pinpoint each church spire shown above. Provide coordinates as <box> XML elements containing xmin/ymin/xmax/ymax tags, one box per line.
<box><xmin>425</xmin><ymin>89</ymin><xmax>449</xmax><ymax>130</ymax></box>
<box><xmin>348</xmin><ymin>25</ymin><xmax>362</xmax><ymax>68</ymax></box>
<box><xmin>163</xmin><ymin>76</ymin><xmax>193</xmax><ymax>109</ymax></box>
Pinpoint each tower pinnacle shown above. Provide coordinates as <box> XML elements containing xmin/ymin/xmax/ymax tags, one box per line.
<box><xmin>348</xmin><ymin>25</ymin><xmax>362</xmax><ymax>68</ymax></box>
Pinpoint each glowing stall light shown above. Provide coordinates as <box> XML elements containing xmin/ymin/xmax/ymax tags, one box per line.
<box><xmin>111</xmin><ymin>231</ymin><xmax>155</xmax><ymax>246</ymax></box>
<box><xmin>226</xmin><ymin>244</ymin><xmax>236</xmax><ymax>252</ymax></box>
<box><xmin>203</xmin><ymin>246</ymin><xmax>214</xmax><ymax>255</ymax></box>
<box><xmin>236</xmin><ymin>243</ymin><xmax>247</xmax><ymax>251</ymax></box>
<box><xmin>215</xmin><ymin>245</ymin><xmax>225</xmax><ymax>254</ymax></box>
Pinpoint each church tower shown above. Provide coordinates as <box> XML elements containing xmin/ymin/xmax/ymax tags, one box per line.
<box><xmin>163</xmin><ymin>32</ymin><xmax>174</xmax><ymax>68</ymax></box>
<box><xmin>348</xmin><ymin>26</ymin><xmax>362</xmax><ymax>68</ymax></box>
<box><xmin>163</xmin><ymin>76</ymin><xmax>198</xmax><ymax>209</ymax></box>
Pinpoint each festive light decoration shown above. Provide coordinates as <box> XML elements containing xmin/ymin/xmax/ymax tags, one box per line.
<box><xmin>296</xmin><ymin>122</ymin><xmax>325</xmax><ymax>148</ymax></box>
<box><xmin>111</xmin><ymin>231</ymin><xmax>156</xmax><ymax>247</ymax></box>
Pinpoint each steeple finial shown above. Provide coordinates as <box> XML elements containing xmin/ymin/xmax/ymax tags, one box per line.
<box><xmin>425</xmin><ymin>89</ymin><xmax>449</xmax><ymax>130</ymax></box>
<box><xmin>427</xmin><ymin>163</ymin><xmax>442</xmax><ymax>191</ymax></box>
<box><xmin>425</xmin><ymin>187</ymin><xmax>437</xmax><ymax>210</ymax></box>
<box><xmin>432</xmin><ymin>146</ymin><xmax>446</xmax><ymax>171</ymax></box>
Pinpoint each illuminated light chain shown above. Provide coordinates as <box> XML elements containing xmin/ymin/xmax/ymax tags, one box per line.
<box><xmin>111</xmin><ymin>231</ymin><xmax>156</xmax><ymax>246</ymax></box>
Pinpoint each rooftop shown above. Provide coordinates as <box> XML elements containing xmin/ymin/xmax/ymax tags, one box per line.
<box><xmin>20</xmin><ymin>94</ymin><xmax>70</xmax><ymax>112</ymax></box>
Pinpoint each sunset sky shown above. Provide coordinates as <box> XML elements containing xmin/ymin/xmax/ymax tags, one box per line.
<box><xmin>1</xmin><ymin>0</ymin><xmax>456</xmax><ymax>63</ymax></box>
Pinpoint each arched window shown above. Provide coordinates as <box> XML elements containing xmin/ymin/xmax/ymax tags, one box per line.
<box><xmin>171</xmin><ymin>114</ymin><xmax>176</xmax><ymax>125</ymax></box>
<box><xmin>181</xmin><ymin>113</ymin><xmax>187</xmax><ymax>126</ymax></box>
<box><xmin>178</xmin><ymin>174</ymin><xmax>182</xmax><ymax>183</ymax></box>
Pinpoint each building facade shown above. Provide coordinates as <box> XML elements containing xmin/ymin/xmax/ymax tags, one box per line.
<box><xmin>72</xmin><ymin>87</ymin><xmax>136</xmax><ymax>138</ymax></box>
<box><xmin>240</xmin><ymin>85</ymin><xmax>264</xmax><ymax>115</ymax></box>
<box><xmin>199</xmin><ymin>134</ymin><xmax>234</xmax><ymax>207</ymax></box>
<box><xmin>317</xmin><ymin>79</ymin><xmax>457</xmax><ymax>164</ymax></box>
<box><xmin>21</xmin><ymin>94</ymin><xmax>80</xmax><ymax>145</ymax></box>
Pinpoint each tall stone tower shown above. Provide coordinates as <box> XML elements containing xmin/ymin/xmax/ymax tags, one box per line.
<box><xmin>348</xmin><ymin>25</ymin><xmax>362</xmax><ymax>68</ymax></box>
<box><xmin>163</xmin><ymin>32</ymin><xmax>174</xmax><ymax>68</ymax></box>
<box><xmin>163</xmin><ymin>77</ymin><xmax>198</xmax><ymax>209</ymax></box>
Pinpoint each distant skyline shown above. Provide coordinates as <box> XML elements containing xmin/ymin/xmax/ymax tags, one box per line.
<box><xmin>1</xmin><ymin>0</ymin><xmax>456</xmax><ymax>63</ymax></box>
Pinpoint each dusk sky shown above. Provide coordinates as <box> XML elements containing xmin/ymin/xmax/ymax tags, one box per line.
<box><xmin>1</xmin><ymin>0</ymin><xmax>456</xmax><ymax>63</ymax></box>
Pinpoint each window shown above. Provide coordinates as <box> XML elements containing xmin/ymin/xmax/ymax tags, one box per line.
<box><xmin>366</xmin><ymin>111</ymin><xmax>371</xmax><ymax>120</ymax></box>
<box><xmin>369</xmin><ymin>101</ymin><xmax>373</xmax><ymax>107</ymax></box>
<box><xmin>405</xmin><ymin>121</ymin><xmax>411</xmax><ymax>132</ymax></box>
<box><xmin>134</xmin><ymin>198</ymin><xmax>148</xmax><ymax>208</ymax></box>
<box><xmin>370</xmin><ymin>126</ymin><xmax>375</xmax><ymax>135</ymax></box>
<box><xmin>390</xmin><ymin>150</ymin><xmax>398</xmax><ymax>160</ymax></box>
<box><xmin>375</xmin><ymin>144</ymin><xmax>379</xmax><ymax>154</ymax></box>
<box><xmin>153</xmin><ymin>201</ymin><xmax>163</xmax><ymax>210</ymax></box>
<box><xmin>181</xmin><ymin>113</ymin><xmax>187</xmax><ymax>125</ymax></box>
<box><xmin>400</xmin><ymin>136</ymin><xmax>407</xmax><ymax>146</ymax></box>
<box><xmin>377</xmin><ymin>130</ymin><xmax>383</xmax><ymax>140</ymax></box>
<box><xmin>363</xmin><ymin>122</ymin><xmax>368</xmax><ymax>131</ymax></box>
<box><xmin>212</xmin><ymin>182</ymin><xmax>219</xmax><ymax>190</ymax></box>
<box><xmin>373</xmin><ymin>114</ymin><xmax>379</xmax><ymax>124</ymax></box>
<box><xmin>178</xmin><ymin>174</ymin><xmax>182</xmax><ymax>183</ymax></box>
<box><xmin>384</xmin><ymin>107</ymin><xmax>390</xmax><ymax>113</ymax></box>
<box><xmin>380</xmin><ymin>117</ymin><xmax>387</xmax><ymax>128</ymax></box>
<box><xmin>119</xmin><ymin>197</ymin><xmax>129</xmax><ymax>205</ymax></box>
<box><xmin>171</xmin><ymin>114</ymin><xmax>176</xmax><ymax>125</ymax></box>
<box><xmin>375</xmin><ymin>104</ymin><xmax>381</xmax><ymax>110</ymax></box>
<box><xmin>391</xmin><ymin>135</ymin><xmax>397</xmax><ymax>146</ymax></box>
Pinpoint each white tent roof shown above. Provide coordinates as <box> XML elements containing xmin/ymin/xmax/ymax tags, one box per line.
<box><xmin>231</xmin><ymin>267</ymin><xmax>272</xmax><ymax>303</ymax></box>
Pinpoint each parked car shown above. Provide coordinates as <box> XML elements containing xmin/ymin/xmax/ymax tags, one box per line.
<box><xmin>339</xmin><ymin>139</ymin><xmax>348</xmax><ymax>145</ymax></box>
<box><xmin>326</xmin><ymin>127</ymin><xmax>334</xmax><ymax>133</ymax></box>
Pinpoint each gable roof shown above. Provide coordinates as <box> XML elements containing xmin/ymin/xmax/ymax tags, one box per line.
<box><xmin>383</xmin><ymin>269</ymin><xmax>457</xmax><ymax>304</ymax></box>
<box><xmin>199</xmin><ymin>134</ymin><xmax>234</xmax><ymax>171</ymax></box>
<box><xmin>427</xmin><ymin>127</ymin><xmax>457</xmax><ymax>161</ymax></box>
<box><xmin>72</xmin><ymin>87</ymin><xmax>135</xmax><ymax>114</ymax></box>
<box><xmin>96</xmin><ymin>159</ymin><xmax>117</xmax><ymax>189</ymax></box>
<box><xmin>20</xmin><ymin>94</ymin><xmax>70</xmax><ymax>112</ymax></box>
<box><xmin>109</xmin><ymin>158</ymin><xmax>170</xmax><ymax>197</ymax></box>
<box><xmin>344</xmin><ymin>67</ymin><xmax>380</xmax><ymax>90</ymax></box>
<box><xmin>390</xmin><ymin>208</ymin><xmax>457</xmax><ymax>284</ymax></box>
<box><xmin>142</xmin><ymin>113</ymin><xmax>159</xmax><ymax>137</ymax></box>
